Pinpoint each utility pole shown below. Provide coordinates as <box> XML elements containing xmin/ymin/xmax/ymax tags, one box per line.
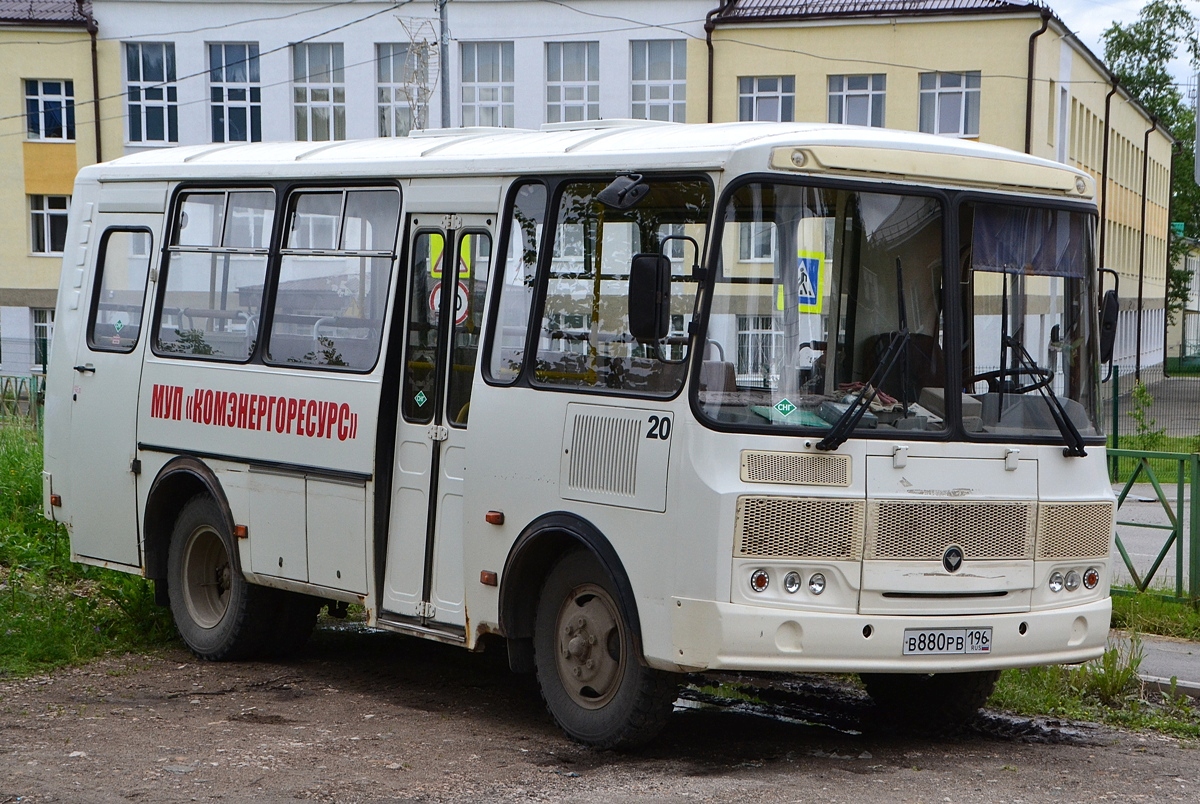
<box><xmin>437</xmin><ymin>0</ymin><xmax>450</xmax><ymax>128</ymax></box>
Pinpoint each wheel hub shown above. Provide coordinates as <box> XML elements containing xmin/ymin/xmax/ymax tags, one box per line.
<box><xmin>554</xmin><ymin>584</ymin><xmax>625</xmax><ymax>709</ymax></box>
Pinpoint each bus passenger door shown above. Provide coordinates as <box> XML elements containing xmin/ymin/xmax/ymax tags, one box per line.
<box><xmin>382</xmin><ymin>216</ymin><xmax>493</xmax><ymax>631</ymax></box>
<box><xmin>67</xmin><ymin>219</ymin><xmax>158</xmax><ymax>566</ymax></box>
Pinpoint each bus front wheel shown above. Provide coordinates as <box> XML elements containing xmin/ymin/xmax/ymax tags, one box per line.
<box><xmin>167</xmin><ymin>495</ymin><xmax>275</xmax><ymax>661</ymax></box>
<box><xmin>860</xmin><ymin>670</ymin><xmax>1000</xmax><ymax>733</ymax></box>
<box><xmin>533</xmin><ymin>550</ymin><xmax>677</xmax><ymax>749</ymax></box>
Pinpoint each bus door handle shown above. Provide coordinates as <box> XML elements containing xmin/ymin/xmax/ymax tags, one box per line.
<box><xmin>73</xmin><ymin>364</ymin><xmax>96</xmax><ymax>374</ymax></box>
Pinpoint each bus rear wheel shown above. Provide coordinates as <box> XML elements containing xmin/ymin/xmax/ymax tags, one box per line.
<box><xmin>860</xmin><ymin>670</ymin><xmax>1000</xmax><ymax>733</ymax></box>
<box><xmin>167</xmin><ymin>495</ymin><xmax>275</xmax><ymax>661</ymax></box>
<box><xmin>533</xmin><ymin>550</ymin><xmax>677</xmax><ymax>749</ymax></box>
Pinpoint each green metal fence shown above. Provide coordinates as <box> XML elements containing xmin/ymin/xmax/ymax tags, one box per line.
<box><xmin>1110</xmin><ymin>447</ymin><xmax>1200</xmax><ymax>602</ymax></box>
<box><xmin>0</xmin><ymin>374</ymin><xmax>43</xmax><ymax>427</ymax></box>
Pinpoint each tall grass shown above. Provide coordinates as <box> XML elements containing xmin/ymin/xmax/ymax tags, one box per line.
<box><xmin>0</xmin><ymin>422</ymin><xmax>174</xmax><ymax>676</ymax></box>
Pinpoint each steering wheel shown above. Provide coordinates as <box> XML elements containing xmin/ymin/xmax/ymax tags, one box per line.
<box><xmin>972</xmin><ymin>366</ymin><xmax>1053</xmax><ymax>394</ymax></box>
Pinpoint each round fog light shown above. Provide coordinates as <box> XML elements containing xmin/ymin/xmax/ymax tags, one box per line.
<box><xmin>808</xmin><ymin>573</ymin><xmax>826</xmax><ymax>595</ymax></box>
<box><xmin>750</xmin><ymin>569</ymin><xmax>769</xmax><ymax>593</ymax></box>
<box><xmin>783</xmin><ymin>571</ymin><xmax>802</xmax><ymax>594</ymax></box>
<box><xmin>1048</xmin><ymin>571</ymin><xmax>1064</xmax><ymax>593</ymax></box>
<box><xmin>1083</xmin><ymin>567</ymin><xmax>1100</xmax><ymax>590</ymax></box>
<box><xmin>1065</xmin><ymin>570</ymin><xmax>1081</xmax><ymax>592</ymax></box>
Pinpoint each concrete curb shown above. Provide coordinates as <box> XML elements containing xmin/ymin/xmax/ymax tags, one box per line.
<box><xmin>1139</xmin><ymin>674</ymin><xmax>1200</xmax><ymax>699</ymax></box>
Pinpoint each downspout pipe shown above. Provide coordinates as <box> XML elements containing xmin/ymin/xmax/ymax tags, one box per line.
<box><xmin>705</xmin><ymin>1</ymin><xmax>731</xmax><ymax>124</ymax></box>
<box><xmin>1163</xmin><ymin>141</ymin><xmax>1180</xmax><ymax>377</ymax></box>
<box><xmin>1098</xmin><ymin>79</ymin><xmax>1119</xmax><ymax>270</ymax></box>
<box><xmin>1135</xmin><ymin>116</ymin><xmax>1159</xmax><ymax>381</ymax></box>
<box><xmin>1024</xmin><ymin>10</ymin><xmax>1051</xmax><ymax>154</ymax></box>
<box><xmin>77</xmin><ymin>0</ymin><xmax>101</xmax><ymax>163</ymax></box>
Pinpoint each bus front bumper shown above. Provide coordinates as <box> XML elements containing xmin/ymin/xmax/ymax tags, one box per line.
<box><xmin>662</xmin><ymin>596</ymin><xmax>1111</xmax><ymax>673</ymax></box>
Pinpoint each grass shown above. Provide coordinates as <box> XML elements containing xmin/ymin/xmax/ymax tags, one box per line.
<box><xmin>1111</xmin><ymin>588</ymin><xmax>1200</xmax><ymax>641</ymax></box>
<box><xmin>991</xmin><ymin>637</ymin><xmax>1200</xmax><ymax>738</ymax></box>
<box><xmin>0</xmin><ymin>422</ymin><xmax>175</xmax><ymax>676</ymax></box>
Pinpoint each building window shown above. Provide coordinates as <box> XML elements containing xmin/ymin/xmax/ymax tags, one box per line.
<box><xmin>461</xmin><ymin>42</ymin><xmax>514</xmax><ymax>127</ymax></box>
<box><xmin>25</xmin><ymin>80</ymin><xmax>75</xmax><ymax>141</ymax></box>
<box><xmin>377</xmin><ymin>43</ymin><xmax>428</xmax><ymax>136</ymax></box>
<box><xmin>33</xmin><ymin>309</ymin><xmax>55</xmax><ymax>370</ymax></box>
<box><xmin>546</xmin><ymin>42</ymin><xmax>599</xmax><ymax>124</ymax></box>
<box><xmin>738</xmin><ymin>222</ymin><xmax>775</xmax><ymax>262</ymax></box>
<box><xmin>210</xmin><ymin>43</ymin><xmax>261</xmax><ymax>143</ymax></box>
<box><xmin>30</xmin><ymin>195</ymin><xmax>70</xmax><ymax>255</ymax></box>
<box><xmin>919</xmin><ymin>71</ymin><xmax>980</xmax><ymax>137</ymax></box>
<box><xmin>125</xmin><ymin>42</ymin><xmax>178</xmax><ymax>143</ymax></box>
<box><xmin>631</xmin><ymin>40</ymin><xmax>686</xmax><ymax>122</ymax></box>
<box><xmin>738</xmin><ymin>76</ymin><xmax>794</xmax><ymax>122</ymax></box>
<box><xmin>828</xmin><ymin>74</ymin><xmax>885</xmax><ymax>127</ymax></box>
<box><xmin>293</xmin><ymin>43</ymin><xmax>345</xmax><ymax>141</ymax></box>
<box><xmin>737</xmin><ymin>314</ymin><xmax>780</xmax><ymax>386</ymax></box>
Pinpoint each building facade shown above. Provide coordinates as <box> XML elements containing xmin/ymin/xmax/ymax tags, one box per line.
<box><xmin>0</xmin><ymin>1</ymin><xmax>121</xmax><ymax>374</ymax></box>
<box><xmin>707</xmin><ymin>0</ymin><xmax>1174</xmax><ymax>372</ymax></box>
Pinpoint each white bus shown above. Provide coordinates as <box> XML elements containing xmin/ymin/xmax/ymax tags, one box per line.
<box><xmin>43</xmin><ymin>121</ymin><xmax>1117</xmax><ymax>747</ymax></box>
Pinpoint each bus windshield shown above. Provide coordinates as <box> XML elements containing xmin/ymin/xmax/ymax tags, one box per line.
<box><xmin>697</xmin><ymin>180</ymin><xmax>1101</xmax><ymax>444</ymax></box>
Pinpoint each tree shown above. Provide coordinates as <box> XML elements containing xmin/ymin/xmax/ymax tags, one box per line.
<box><xmin>1103</xmin><ymin>0</ymin><xmax>1200</xmax><ymax>324</ymax></box>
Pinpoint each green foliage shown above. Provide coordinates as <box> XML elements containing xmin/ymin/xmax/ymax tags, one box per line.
<box><xmin>1112</xmin><ymin>588</ymin><xmax>1200</xmax><ymax>640</ymax></box>
<box><xmin>991</xmin><ymin>638</ymin><xmax>1200</xmax><ymax>737</ymax></box>
<box><xmin>1128</xmin><ymin>380</ymin><xmax>1167</xmax><ymax>451</ymax></box>
<box><xmin>0</xmin><ymin>423</ymin><xmax>175</xmax><ymax>676</ymax></box>
<box><xmin>1103</xmin><ymin>1</ymin><xmax>1200</xmax><ymax>325</ymax></box>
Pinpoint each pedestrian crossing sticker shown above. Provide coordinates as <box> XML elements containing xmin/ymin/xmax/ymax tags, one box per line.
<box><xmin>776</xmin><ymin>250</ymin><xmax>825</xmax><ymax>313</ymax></box>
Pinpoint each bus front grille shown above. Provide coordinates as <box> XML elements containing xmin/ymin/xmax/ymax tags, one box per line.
<box><xmin>866</xmin><ymin>500</ymin><xmax>1035</xmax><ymax>561</ymax></box>
<box><xmin>1036</xmin><ymin>502</ymin><xmax>1114</xmax><ymax>559</ymax></box>
<box><xmin>740</xmin><ymin>450</ymin><xmax>851</xmax><ymax>486</ymax></box>
<box><xmin>735</xmin><ymin>496</ymin><xmax>865</xmax><ymax>560</ymax></box>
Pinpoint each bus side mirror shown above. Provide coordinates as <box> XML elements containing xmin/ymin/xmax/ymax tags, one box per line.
<box><xmin>628</xmin><ymin>253</ymin><xmax>671</xmax><ymax>342</ymax></box>
<box><xmin>1099</xmin><ymin>289</ymin><xmax>1119</xmax><ymax>364</ymax></box>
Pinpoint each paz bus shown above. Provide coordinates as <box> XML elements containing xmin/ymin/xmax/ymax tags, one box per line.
<box><xmin>43</xmin><ymin>121</ymin><xmax>1117</xmax><ymax>747</ymax></box>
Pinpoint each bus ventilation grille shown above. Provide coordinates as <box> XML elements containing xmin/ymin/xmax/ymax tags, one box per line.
<box><xmin>1036</xmin><ymin>502</ymin><xmax>1114</xmax><ymax>559</ymax></box>
<box><xmin>867</xmin><ymin>500</ymin><xmax>1034</xmax><ymax>560</ymax></box>
<box><xmin>735</xmin><ymin>496</ymin><xmax>864</xmax><ymax>560</ymax></box>
<box><xmin>740</xmin><ymin>450</ymin><xmax>850</xmax><ymax>486</ymax></box>
<box><xmin>567</xmin><ymin>413</ymin><xmax>641</xmax><ymax>497</ymax></box>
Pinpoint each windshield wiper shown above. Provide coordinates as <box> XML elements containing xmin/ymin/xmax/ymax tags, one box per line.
<box><xmin>1003</xmin><ymin>335</ymin><xmax>1087</xmax><ymax>457</ymax></box>
<box><xmin>816</xmin><ymin>327</ymin><xmax>909</xmax><ymax>451</ymax></box>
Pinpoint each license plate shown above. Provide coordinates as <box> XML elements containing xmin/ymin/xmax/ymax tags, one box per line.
<box><xmin>902</xmin><ymin>627</ymin><xmax>992</xmax><ymax>655</ymax></box>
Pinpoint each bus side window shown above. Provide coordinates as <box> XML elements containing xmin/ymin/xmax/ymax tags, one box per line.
<box><xmin>486</xmin><ymin>181</ymin><xmax>546</xmax><ymax>383</ymax></box>
<box><xmin>402</xmin><ymin>231</ymin><xmax>443</xmax><ymax>423</ymax></box>
<box><xmin>156</xmin><ymin>190</ymin><xmax>275</xmax><ymax>361</ymax></box>
<box><xmin>447</xmin><ymin>231</ymin><xmax>492</xmax><ymax>426</ymax></box>
<box><xmin>266</xmin><ymin>188</ymin><xmax>399</xmax><ymax>372</ymax></box>
<box><xmin>88</xmin><ymin>230</ymin><xmax>153</xmax><ymax>352</ymax></box>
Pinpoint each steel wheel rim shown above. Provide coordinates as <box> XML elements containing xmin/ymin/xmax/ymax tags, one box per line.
<box><xmin>554</xmin><ymin>582</ymin><xmax>626</xmax><ymax>710</ymax></box>
<box><xmin>181</xmin><ymin>525</ymin><xmax>232</xmax><ymax>630</ymax></box>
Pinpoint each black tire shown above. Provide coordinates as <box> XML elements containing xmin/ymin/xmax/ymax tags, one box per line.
<box><xmin>860</xmin><ymin>670</ymin><xmax>1000</xmax><ymax>734</ymax></box>
<box><xmin>167</xmin><ymin>495</ymin><xmax>277</xmax><ymax>661</ymax></box>
<box><xmin>533</xmin><ymin>550</ymin><xmax>677</xmax><ymax>749</ymax></box>
<box><xmin>260</xmin><ymin>593</ymin><xmax>322</xmax><ymax>659</ymax></box>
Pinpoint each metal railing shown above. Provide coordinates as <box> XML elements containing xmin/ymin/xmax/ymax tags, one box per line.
<box><xmin>1110</xmin><ymin>447</ymin><xmax>1199</xmax><ymax>602</ymax></box>
<box><xmin>0</xmin><ymin>374</ymin><xmax>44</xmax><ymax>427</ymax></box>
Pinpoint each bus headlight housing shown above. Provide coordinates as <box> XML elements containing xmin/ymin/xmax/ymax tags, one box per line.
<box><xmin>1048</xmin><ymin>571</ymin><xmax>1064</xmax><ymax>593</ymax></box>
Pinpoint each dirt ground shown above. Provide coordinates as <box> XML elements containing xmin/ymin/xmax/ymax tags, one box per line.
<box><xmin>1</xmin><ymin>625</ymin><xmax>1197</xmax><ymax>803</ymax></box>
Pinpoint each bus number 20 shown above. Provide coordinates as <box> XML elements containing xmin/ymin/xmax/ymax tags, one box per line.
<box><xmin>646</xmin><ymin>415</ymin><xmax>671</xmax><ymax>440</ymax></box>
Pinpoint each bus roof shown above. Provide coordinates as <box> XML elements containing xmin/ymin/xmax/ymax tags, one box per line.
<box><xmin>83</xmin><ymin>121</ymin><xmax>1094</xmax><ymax>199</ymax></box>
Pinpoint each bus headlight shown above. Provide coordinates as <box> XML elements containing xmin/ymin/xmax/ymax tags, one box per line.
<box><xmin>783</xmin><ymin>571</ymin><xmax>802</xmax><ymax>594</ymax></box>
<box><xmin>1064</xmin><ymin>570</ymin><xmax>1082</xmax><ymax>592</ymax></box>
<box><xmin>1083</xmin><ymin>567</ymin><xmax>1100</xmax><ymax>590</ymax></box>
<box><xmin>1048</xmin><ymin>571</ymin><xmax>1064</xmax><ymax>593</ymax></box>
<box><xmin>750</xmin><ymin>569</ymin><xmax>769</xmax><ymax>593</ymax></box>
<box><xmin>808</xmin><ymin>573</ymin><xmax>826</xmax><ymax>595</ymax></box>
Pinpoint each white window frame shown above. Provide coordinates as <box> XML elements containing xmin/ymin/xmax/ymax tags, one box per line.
<box><xmin>25</xmin><ymin>79</ymin><xmax>75</xmax><ymax>141</ymax></box>
<box><xmin>738</xmin><ymin>222</ymin><xmax>776</xmax><ymax>263</ymax></box>
<box><xmin>545</xmin><ymin>41</ymin><xmax>599</xmax><ymax>124</ymax></box>
<box><xmin>293</xmin><ymin>42</ymin><xmax>346</xmax><ymax>142</ymax></box>
<box><xmin>30</xmin><ymin>195</ymin><xmax>70</xmax><ymax>256</ymax></box>
<box><xmin>377</xmin><ymin>43</ymin><xmax>427</xmax><ymax>137</ymax></box>
<box><xmin>209</xmin><ymin>43</ymin><xmax>261</xmax><ymax>143</ymax></box>
<box><xmin>631</xmin><ymin>40</ymin><xmax>686</xmax><ymax>122</ymax></box>
<box><xmin>461</xmin><ymin>41</ymin><xmax>514</xmax><ymax>128</ymax></box>
<box><xmin>125</xmin><ymin>42</ymin><xmax>178</xmax><ymax>144</ymax></box>
<box><xmin>919</xmin><ymin>71</ymin><xmax>981</xmax><ymax>137</ymax></box>
<box><xmin>736</xmin><ymin>314</ymin><xmax>781</xmax><ymax>386</ymax></box>
<box><xmin>828</xmin><ymin>74</ymin><xmax>885</xmax><ymax>127</ymax></box>
<box><xmin>738</xmin><ymin>76</ymin><xmax>795</xmax><ymax>122</ymax></box>
<box><xmin>33</xmin><ymin>308</ymin><xmax>55</xmax><ymax>371</ymax></box>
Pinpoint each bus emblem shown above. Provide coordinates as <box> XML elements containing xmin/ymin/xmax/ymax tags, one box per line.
<box><xmin>943</xmin><ymin>546</ymin><xmax>964</xmax><ymax>573</ymax></box>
